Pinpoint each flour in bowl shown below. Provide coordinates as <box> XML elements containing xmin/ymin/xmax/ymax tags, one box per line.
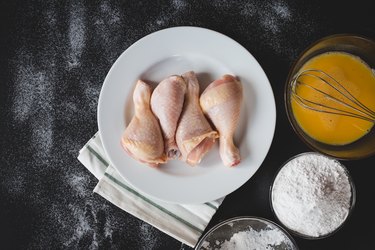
<box><xmin>201</xmin><ymin>225</ymin><xmax>294</xmax><ymax>250</ymax></box>
<box><xmin>271</xmin><ymin>153</ymin><xmax>353</xmax><ymax>237</ymax></box>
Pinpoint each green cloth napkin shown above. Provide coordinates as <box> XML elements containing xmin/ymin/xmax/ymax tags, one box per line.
<box><xmin>78</xmin><ymin>132</ymin><xmax>224</xmax><ymax>247</ymax></box>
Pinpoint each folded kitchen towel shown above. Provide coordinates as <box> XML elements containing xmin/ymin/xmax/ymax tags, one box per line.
<box><xmin>77</xmin><ymin>132</ymin><xmax>224</xmax><ymax>247</ymax></box>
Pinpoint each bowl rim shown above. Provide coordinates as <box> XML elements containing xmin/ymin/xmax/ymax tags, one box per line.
<box><xmin>194</xmin><ymin>215</ymin><xmax>299</xmax><ymax>249</ymax></box>
<box><xmin>269</xmin><ymin>152</ymin><xmax>357</xmax><ymax>240</ymax></box>
<box><xmin>284</xmin><ymin>33</ymin><xmax>375</xmax><ymax>160</ymax></box>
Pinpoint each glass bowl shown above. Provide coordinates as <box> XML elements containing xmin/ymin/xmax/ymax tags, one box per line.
<box><xmin>269</xmin><ymin>152</ymin><xmax>356</xmax><ymax>240</ymax></box>
<box><xmin>285</xmin><ymin>34</ymin><xmax>375</xmax><ymax>159</ymax></box>
<box><xmin>195</xmin><ymin>216</ymin><xmax>298</xmax><ymax>250</ymax></box>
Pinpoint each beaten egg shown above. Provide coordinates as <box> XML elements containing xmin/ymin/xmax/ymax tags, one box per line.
<box><xmin>291</xmin><ymin>52</ymin><xmax>375</xmax><ymax>145</ymax></box>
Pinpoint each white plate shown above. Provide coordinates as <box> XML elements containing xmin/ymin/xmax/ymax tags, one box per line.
<box><xmin>98</xmin><ymin>26</ymin><xmax>276</xmax><ymax>204</ymax></box>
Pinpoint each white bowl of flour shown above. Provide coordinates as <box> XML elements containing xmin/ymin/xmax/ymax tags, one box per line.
<box><xmin>270</xmin><ymin>152</ymin><xmax>356</xmax><ymax>239</ymax></box>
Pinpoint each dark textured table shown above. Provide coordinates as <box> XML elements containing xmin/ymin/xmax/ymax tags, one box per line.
<box><xmin>1</xmin><ymin>0</ymin><xmax>374</xmax><ymax>249</ymax></box>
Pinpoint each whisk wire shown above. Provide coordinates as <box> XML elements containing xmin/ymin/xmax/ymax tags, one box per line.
<box><xmin>293</xmin><ymin>90</ymin><xmax>375</xmax><ymax>122</ymax></box>
<box><xmin>295</xmin><ymin>77</ymin><xmax>375</xmax><ymax>120</ymax></box>
<box><xmin>291</xmin><ymin>69</ymin><xmax>375</xmax><ymax>123</ymax></box>
<box><xmin>317</xmin><ymin>70</ymin><xmax>375</xmax><ymax>117</ymax></box>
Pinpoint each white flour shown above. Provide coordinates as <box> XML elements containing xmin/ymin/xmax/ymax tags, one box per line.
<box><xmin>271</xmin><ymin>153</ymin><xmax>352</xmax><ymax>237</ymax></box>
<box><xmin>202</xmin><ymin>225</ymin><xmax>293</xmax><ymax>250</ymax></box>
<box><xmin>67</xmin><ymin>1</ymin><xmax>86</xmax><ymax>68</ymax></box>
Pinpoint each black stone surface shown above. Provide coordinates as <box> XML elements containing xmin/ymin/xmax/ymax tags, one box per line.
<box><xmin>1</xmin><ymin>0</ymin><xmax>374</xmax><ymax>249</ymax></box>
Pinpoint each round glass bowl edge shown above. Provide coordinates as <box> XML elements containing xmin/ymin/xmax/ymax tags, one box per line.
<box><xmin>284</xmin><ymin>34</ymin><xmax>375</xmax><ymax>160</ymax></box>
<box><xmin>269</xmin><ymin>152</ymin><xmax>357</xmax><ymax>240</ymax></box>
<box><xmin>195</xmin><ymin>216</ymin><xmax>299</xmax><ymax>250</ymax></box>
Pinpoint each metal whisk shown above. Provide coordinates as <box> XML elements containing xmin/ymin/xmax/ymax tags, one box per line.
<box><xmin>291</xmin><ymin>69</ymin><xmax>375</xmax><ymax>123</ymax></box>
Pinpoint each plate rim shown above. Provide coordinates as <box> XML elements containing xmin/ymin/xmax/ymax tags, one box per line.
<box><xmin>98</xmin><ymin>26</ymin><xmax>276</xmax><ymax>204</ymax></box>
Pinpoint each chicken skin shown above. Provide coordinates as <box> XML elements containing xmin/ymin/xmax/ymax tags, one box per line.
<box><xmin>151</xmin><ymin>75</ymin><xmax>186</xmax><ymax>160</ymax></box>
<box><xmin>121</xmin><ymin>80</ymin><xmax>166</xmax><ymax>167</ymax></box>
<box><xmin>176</xmin><ymin>71</ymin><xmax>218</xmax><ymax>166</ymax></box>
<box><xmin>200</xmin><ymin>75</ymin><xmax>243</xmax><ymax>167</ymax></box>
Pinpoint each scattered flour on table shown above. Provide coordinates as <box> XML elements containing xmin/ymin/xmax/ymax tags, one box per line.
<box><xmin>12</xmin><ymin>63</ymin><xmax>49</xmax><ymax>122</ymax></box>
<box><xmin>272</xmin><ymin>153</ymin><xmax>352</xmax><ymax>237</ymax></box>
<box><xmin>99</xmin><ymin>1</ymin><xmax>121</xmax><ymax>25</ymax></box>
<box><xmin>67</xmin><ymin>173</ymin><xmax>90</xmax><ymax>198</ymax></box>
<box><xmin>51</xmin><ymin>200</ymin><xmax>120</xmax><ymax>249</ymax></box>
<box><xmin>56</xmin><ymin>101</ymin><xmax>79</xmax><ymax>123</ymax></box>
<box><xmin>68</xmin><ymin>1</ymin><xmax>86</xmax><ymax>68</ymax></box>
<box><xmin>12</xmin><ymin>54</ymin><xmax>55</xmax><ymax>160</ymax></box>
<box><xmin>65</xmin><ymin>206</ymin><xmax>94</xmax><ymax>247</ymax></box>
<box><xmin>1</xmin><ymin>175</ymin><xmax>26</xmax><ymax>196</ymax></box>
<box><xmin>258</xmin><ymin>1</ymin><xmax>292</xmax><ymax>34</ymax></box>
<box><xmin>84</xmin><ymin>84</ymin><xmax>101</xmax><ymax>113</ymax></box>
<box><xmin>61</xmin><ymin>204</ymin><xmax>99</xmax><ymax>249</ymax></box>
<box><xmin>237</xmin><ymin>0</ymin><xmax>316</xmax><ymax>58</ymax></box>
<box><xmin>94</xmin><ymin>0</ymin><xmax>124</xmax><ymax>63</ymax></box>
<box><xmin>139</xmin><ymin>222</ymin><xmax>162</xmax><ymax>249</ymax></box>
<box><xmin>172</xmin><ymin>0</ymin><xmax>188</xmax><ymax>10</ymax></box>
<box><xmin>32</xmin><ymin>114</ymin><xmax>54</xmax><ymax>160</ymax></box>
<box><xmin>255</xmin><ymin>1</ymin><xmax>302</xmax><ymax>57</ymax></box>
<box><xmin>145</xmin><ymin>0</ymin><xmax>314</xmax><ymax>58</ymax></box>
<box><xmin>9</xmin><ymin>2</ymin><xmax>110</xmax><ymax>248</ymax></box>
<box><xmin>271</xmin><ymin>1</ymin><xmax>292</xmax><ymax>19</ymax></box>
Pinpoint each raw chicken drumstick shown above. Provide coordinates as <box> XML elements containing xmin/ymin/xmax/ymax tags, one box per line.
<box><xmin>151</xmin><ymin>75</ymin><xmax>186</xmax><ymax>160</ymax></box>
<box><xmin>121</xmin><ymin>80</ymin><xmax>166</xmax><ymax>167</ymax></box>
<box><xmin>200</xmin><ymin>75</ymin><xmax>243</xmax><ymax>167</ymax></box>
<box><xmin>176</xmin><ymin>71</ymin><xmax>219</xmax><ymax>166</ymax></box>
